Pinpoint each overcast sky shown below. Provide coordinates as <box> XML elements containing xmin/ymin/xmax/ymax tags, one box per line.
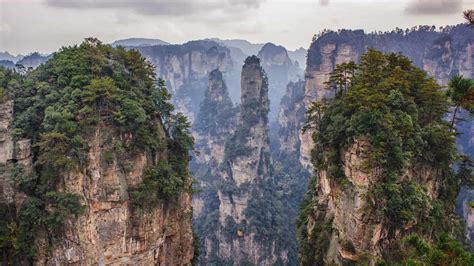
<box><xmin>0</xmin><ymin>0</ymin><xmax>472</xmax><ymax>55</ymax></box>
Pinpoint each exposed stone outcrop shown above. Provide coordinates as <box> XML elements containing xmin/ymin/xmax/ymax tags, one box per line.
<box><xmin>277</xmin><ymin>80</ymin><xmax>306</xmax><ymax>157</ymax></box>
<box><xmin>135</xmin><ymin>41</ymin><xmax>237</xmax><ymax>122</ymax></box>
<box><xmin>228</xmin><ymin>55</ymin><xmax>271</xmax><ymax>186</ymax></box>
<box><xmin>0</xmin><ymin>100</ymin><xmax>194</xmax><ymax>265</ymax></box>
<box><xmin>0</xmin><ymin>100</ymin><xmax>31</xmax><ymax>206</ymax></box>
<box><xmin>296</xmin><ymin>27</ymin><xmax>474</xmax><ymax>263</ymax></box>
<box><xmin>304</xmin><ymin>135</ymin><xmax>451</xmax><ymax>264</ymax></box>
<box><xmin>294</xmin><ymin>25</ymin><xmax>474</xmax><ymax>168</ymax></box>
<box><xmin>456</xmin><ymin>186</ymin><xmax>474</xmax><ymax>250</ymax></box>
<box><xmin>39</xmin><ymin>124</ymin><xmax>194</xmax><ymax>265</ymax></box>
<box><xmin>257</xmin><ymin>43</ymin><xmax>302</xmax><ymax>121</ymax></box>
<box><xmin>193</xmin><ymin>69</ymin><xmax>238</xmax><ymax>166</ymax></box>
<box><xmin>0</xmin><ymin>46</ymin><xmax>195</xmax><ymax>265</ymax></box>
<box><xmin>193</xmin><ymin>56</ymin><xmax>289</xmax><ymax>265</ymax></box>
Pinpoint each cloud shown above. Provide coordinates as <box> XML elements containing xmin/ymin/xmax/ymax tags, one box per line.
<box><xmin>46</xmin><ymin>0</ymin><xmax>266</xmax><ymax>16</ymax></box>
<box><xmin>405</xmin><ymin>0</ymin><xmax>463</xmax><ymax>15</ymax></box>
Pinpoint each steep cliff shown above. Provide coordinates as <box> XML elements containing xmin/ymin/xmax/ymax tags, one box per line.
<box><xmin>0</xmin><ymin>40</ymin><xmax>194</xmax><ymax>265</ymax></box>
<box><xmin>277</xmin><ymin>80</ymin><xmax>306</xmax><ymax>157</ymax></box>
<box><xmin>257</xmin><ymin>43</ymin><xmax>302</xmax><ymax>121</ymax></box>
<box><xmin>134</xmin><ymin>41</ymin><xmax>238</xmax><ymax>122</ymax></box>
<box><xmin>297</xmin><ymin>24</ymin><xmax>474</xmax><ymax>167</ymax></box>
<box><xmin>298</xmin><ymin>50</ymin><xmax>472</xmax><ymax>265</ymax></box>
<box><xmin>193</xmin><ymin>56</ymin><xmax>296</xmax><ymax>265</ymax></box>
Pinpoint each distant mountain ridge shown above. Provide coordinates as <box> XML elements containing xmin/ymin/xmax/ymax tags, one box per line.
<box><xmin>111</xmin><ymin>38</ymin><xmax>170</xmax><ymax>47</ymax></box>
<box><xmin>17</xmin><ymin>52</ymin><xmax>51</xmax><ymax>69</ymax></box>
<box><xmin>209</xmin><ymin>38</ymin><xmax>307</xmax><ymax>66</ymax></box>
<box><xmin>112</xmin><ymin>37</ymin><xmax>306</xmax><ymax>66</ymax></box>
<box><xmin>0</xmin><ymin>51</ymin><xmax>23</xmax><ymax>63</ymax></box>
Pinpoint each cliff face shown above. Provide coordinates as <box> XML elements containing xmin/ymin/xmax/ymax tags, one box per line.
<box><xmin>277</xmin><ymin>81</ymin><xmax>306</xmax><ymax>157</ymax></box>
<box><xmin>40</xmin><ymin>125</ymin><xmax>194</xmax><ymax>265</ymax></box>
<box><xmin>0</xmin><ymin>42</ymin><xmax>195</xmax><ymax>265</ymax></box>
<box><xmin>298</xmin><ymin>50</ymin><xmax>465</xmax><ymax>264</ymax></box>
<box><xmin>135</xmin><ymin>41</ymin><xmax>237</xmax><ymax>122</ymax></box>
<box><xmin>305</xmin><ymin>139</ymin><xmax>447</xmax><ymax>264</ymax></box>
<box><xmin>294</xmin><ymin>25</ymin><xmax>474</xmax><ymax>248</ymax></box>
<box><xmin>1</xmin><ymin>101</ymin><xmax>193</xmax><ymax>265</ymax></box>
<box><xmin>295</xmin><ymin>25</ymin><xmax>474</xmax><ymax>167</ymax></box>
<box><xmin>193</xmin><ymin>69</ymin><xmax>238</xmax><ymax>167</ymax></box>
<box><xmin>257</xmin><ymin>43</ymin><xmax>303</xmax><ymax>121</ymax></box>
<box><xmin>0</xmin><ymin>100</ymin><xmax>31</xmax><ymax>206</ymax></box>
<box><xmin>193</xmin><ymin>57</ymin><xmax>292</xmax><ymax>265</ymax></box>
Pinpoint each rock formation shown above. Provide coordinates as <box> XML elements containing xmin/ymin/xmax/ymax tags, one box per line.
<box><xmin>298</xmin><ymin>50</ymin><xmax>469</xmax><ymax>264</ymax></box>
<box><xmin>296</xmin><ymin>25</ymin><xmax>474</xmax><ymax>168</ymax></box>
<box><xmin>192</xmin><ymin>69</ymin><xmax>238</xmax><ymax>172</ymax></box>
<box><xmin>134</xmin><ymin>41</ymin><xmax>238</xmax><ymax>122</ymax></box>
<box><xmin>257</xmin><ymin>43</ymin><xmax>302</xmax><ymax>121</ymax></box>
<box><xmin>277</xmin><ymin>80</ymin><xmax>306</xmax><ymax>157</ymax></box>
<box><xmin>193</xmin><ymin>56</ymin><xmax>293</xmax><ymax>265</ymax></box>
<box><xmin>0</xmin><ymin>41</ymin><xmax>195</xmax><ymax>265</ymax></box>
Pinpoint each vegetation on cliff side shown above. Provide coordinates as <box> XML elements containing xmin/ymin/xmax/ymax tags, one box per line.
<box><xmin>299</xmin><ymin>49</ymin><xmax>473</xmax><ymax>264</ymax></box>
<box><xmin>0</xmin><ymin>38</ymin><xmax>193</xmax><ymax>262</ymax></box>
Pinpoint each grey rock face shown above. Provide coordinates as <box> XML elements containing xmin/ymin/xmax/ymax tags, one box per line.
<box><xmin>257</xmin><ymin>43</ymin><xmax>303</xmax><ymax>121</ymax></box>
<box><xmin>193</xmin><ymin>57</ymin><xmax>291</xmax><ymax>265</ymax></box>
<box><xmin>134</xmin><ymin>41</ymin><xmax>237</xmax><ymax>123</ymax></box>
<box><xmin>0</xmin><ymin>93</ymin><xmax>194</xmax><ymax>265</ymax></box>
<box><xmin>295</xmin><ymin>25</ymin><xmax>474</xmax><ymax>167</ymax></box>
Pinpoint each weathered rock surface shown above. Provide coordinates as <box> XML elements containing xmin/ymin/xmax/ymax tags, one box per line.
<box><xmin>193</xmin><ymin>69</ymin><xmax>238</xmax><ymax>166</ymax></box>
<box><xmin>305</xmin><ymin>138</ymin><xmax>447</xmax><ymax>264</ymax></box>
<box><xmin>277</xmin><ymin>80</ymin><xmax>306</xmax><ymax>157</ymax></box>
<box><xmin>135</xmin><ymin>41</ymin><xmax>237</xmax><ymax>123</ymax></box>
<box><xmin>0</xmin><ymin>100</ymin><xmax>30</xmax><ymax>206</ymax></box>
<box><xmin>193</xmin><ymin>57</ymin><xmax>289</xmax><ymax>265</ymax></box>
<box><xmin>0</xmin><ymin>99</ymin><xmax>194</xmax><ymax>265</ymax></box>
<box><xmin>291</xmin><ymin>25</ymin><xmax>474</xmax><ymax>168</ymax></box>
<box><xmin>42</xmin><ymin>125</ymin><xmax>194</xmax><ymax>265</ymax></box>
<box><xmin>257</xmin><ymin>43</ymin><xmax>303</xmax><ymax>121</ymax></box>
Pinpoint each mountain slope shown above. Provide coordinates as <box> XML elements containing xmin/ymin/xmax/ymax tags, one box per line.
<box><xmin>0</xmin><ymin>39</ymin><xmax>194</xmax><ymax>264</ymax></box>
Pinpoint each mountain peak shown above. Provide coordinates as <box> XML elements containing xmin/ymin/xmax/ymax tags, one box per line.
<box><xmin>111</xmin><ymin>38</ymin><xmax>170</xmax><ymax>47</ymax></box>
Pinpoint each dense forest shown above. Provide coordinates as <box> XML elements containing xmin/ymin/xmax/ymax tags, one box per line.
<box><xmin>0</xmin><ymin>39</ymin><xmax>194</xmax><ymax>264</ymax></box>
<box><xmin>0</xmin><ymin>6</ymin><xmax>473</xmax><ymax>264</ymax></box>
<box><xmin>298</xmin><ymin>49</ymin><xmax>473</xmax><ymax>265</ymax></box>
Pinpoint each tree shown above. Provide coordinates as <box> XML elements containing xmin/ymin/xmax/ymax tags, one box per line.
<box><xmin>299</xmin><ymin>49</ymin><xmax>467</xmax><ymax>264</ymax></box>
<box><xmin>464</xmin><ymin>10</ymin><xmax>474</xmax><ymax>26</ymax></box>
<box><xmin>324</xmin><ymin>61</ymin><xmax>357</xmax><ymax>96</ymax></box>
<box><xmin>4</xmin><ymin>38</ymin><xmax>193</xmax><ymax>260</ymax></box>
<box><xmin>447</xmin><ymin>75</ymin><xmax>474</xmax><ymax>128</ymax></box>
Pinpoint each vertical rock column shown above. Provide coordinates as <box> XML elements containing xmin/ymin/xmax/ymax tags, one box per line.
<box><xmin>230</xmin><ymin>55</ymin><xmax>271</xmax><ymax>186</ymax></box>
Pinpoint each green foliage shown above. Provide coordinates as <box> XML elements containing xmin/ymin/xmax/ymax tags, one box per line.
<box><xmin>447</xmin><ymin>75</ymin><xmax>474</xmax><ymax>113</ymax></box>
<box><xmin>447</xmin><ymin>75</ymin><xmax>474</xmax><ymax>128</ymax></box>
<box><xmin>224</xmin><ymin>126</ymin><xmax>252</xmax><ymax>160</ymax></box>
<box><xmin>297</xmin><ymin>198</ymin><xmax>333</xmax><ymax>266</ymax></box>
<box><xmin>192</xmin><ymin>231</ymin><xmax>200</xmax><ymax>265</ymax></box>
<box><xmin>306</xmin><ymin>48</ymin><xmax>454</xmax><ymax>188</ymax></box>
<box><xmin>324</xmin><ymin>61</ymin><xmax>357</xmax><ymax>96</ymax></box>
<box><xmin>0</xmin><ymin>192</ymin><xmax>84</xmax><ymax>263</ymax></box>
<box><xmin>299</xmin><ymin>49</ymin><xmax>469</xmax><ymax>263</ymax></box>
<box><xmin>0</xmin><ymin>67</ymin><xmax>21</xmax><ymax>104</ymax></box>
<box><xmin>401</xmin><ymin>234</ymin><xmax>474</xmax><ymax>265</ymax></box>
<box><xmin>0</xmin><ymin>38</ymin><xmax>193</xmax><ymax>261</ymax></box>
<box><xmin>371</xmin><ymin>181</ymin><xmax>429</xmax><ymax>226</ymax></box>
<box><xmin>43</xmin><ymin>192</ymin><xmax>85</xmax><ymax>231</ymax></box>
<box><xmin>131</xmin><ymin>161</ymin><xmax>186</xmax><ymax>208</ymax></box>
